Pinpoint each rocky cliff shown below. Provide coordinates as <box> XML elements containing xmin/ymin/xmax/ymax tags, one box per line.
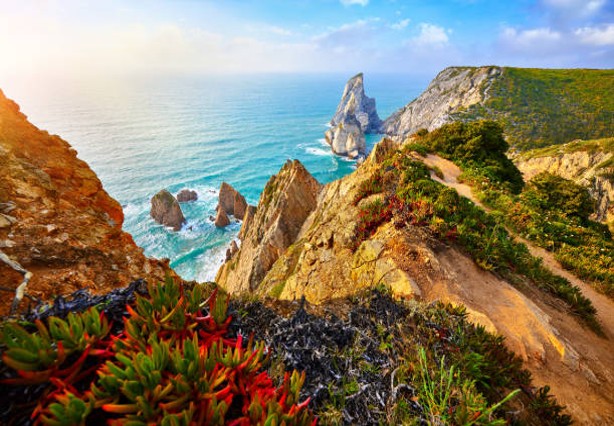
<box><xmin>0</xmin><ymin>89</ymin><xmax>175</xmax><ymax>316</ymax></box>
<box><xmin>214</xmin><ymin>138</ymin><xmax>614</xmax><ymax>423</ymax></box>
<box><xmin>382</xmin><ymin>67</ymin><xmax>613</xmax><ymax>150</ymax></box>
<box><xmin>382</xmin><ymin>66</ymin><xmax>501</xmax><ymax>137</ymax></box>
<box><xmin>216</xmin><ymin>160</ymin><xmax>321</xmax><ymax>293</ymax></box>
<box><xmin>515</xmin><ymin>138</ymin><xmax>614</xmax><ymax>223</ymax></box>
<box><xmin>325</xmin><ymin>73</ymin><xmax>380</xmax><ymax>158</ymax></box>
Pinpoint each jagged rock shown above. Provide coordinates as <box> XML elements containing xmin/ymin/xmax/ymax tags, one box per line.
<box><xmin>331</xmin><ymin>73</ymin><xmax>381</xmax><ymax>132</ymax></box>
<box><xmin>382</xmin><ymin>66</ymin><xmax>502</xmax><ymax>137</ymax></box>
<box><xmin>177</xmin><ymin>189</ymin><xmax>197</xmax><ymax>202</ymax></box>
<box><xmin>150</xmin><ymin>190</ymin><xmax>186</xmax><ymax>231</ymax></box>
<box><xmin>325</xmin><ymin>73</ymin><xmax>380</xmax><ymax>159</ymax></box>
<box><xmin>324</xmin><ymin>116</ymin><xmax>366</xmax><ymax>159</ymax></box>
<box><xmin>238</xmin><ymin>205</ymin><xmax>257</xmax><ymax>240</ymax></box>
<box><xmin>225</xmin><ymin>240</ymin><xmax>239</xmax><ymax>261</ymax></box>
<box><xmin>0</xmin><ymin>89</ymin><xmax>175</xmax><ymax>316</ymax></box>
<box><xmin>216</xmin><ymin>160</ymin><xmax>321</xmax><ymax>293</ymax></box>
<box><xmin>218</xmin><ymin>182</ymin><xmax>248</xmax><ymax>219</ymax></box>
<box><xmin>515</xmin><ymin>140</ymin><xmax>614</xmax><ymax>223</ymax></box>
<box><xmin>215</xmin><ymin>208</ymin><xmax>231</xmax><ymax>228</ymax></box>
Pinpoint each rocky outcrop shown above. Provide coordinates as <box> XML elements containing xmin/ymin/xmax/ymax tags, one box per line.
<box><xmin>215</xmin><ymin>141</ymin><xmax>614</xmax><ymax>423</ymax></box>
<box><xmin>177</xmin><ymin>189</ymin><xmax>197</xmax><ymax>202</ymax></box>
<box><xmin>150</xmin><ymin>190</ymin><xmax>186</xmax><ymax>231</ymax></box>
<box><xmin>382</xmin><ymin>66</ymin><xmax>502</xmax><ymax>137</ymax></box>
<box><xmin>0</xmin><ymin>89</ymin><xmax>175</xmax><ymax>316</ymax></box>
<box><xmin>216</xmin><ymin>160</ymin><xmax>321</xmax><ymax>293</ymax></box>
<box><xmin>325</xmin><ymin>73</ymin><xmax>380</xmax><ymax>159</ymax></box>
<box><xmin>515</xmin><ymin>140</ymin><xmax>614</xmax><ymax>223</ymax></box>
<box><xmin>218</xmin><ymin>182</ymin><xmax>249</xmax><ymax>220</ymax></box>
<box><xmin>214</xmin><ymin>208</ymin><xmax>231</xmax><ymax>228</ymax></box>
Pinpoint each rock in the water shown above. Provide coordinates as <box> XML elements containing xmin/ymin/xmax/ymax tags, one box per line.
<box><xmin>325</xmin><ymin>73</ymin><xmax>379</xmax><ymax>158</ymax></box>
<box><xmin>150</xmin><ymin>190</ymin><xmax>186</xmax><ymax>231</ymax></box>
<box><xmin>218</xmin><ymin>182</ymin><xmax>248</xmax><ymax>219</ymax></box>
<box><xmin>177</xmin><ymin>189</ymin><xmax>198</xmax><ymax>202</ymax></box>
<box><xmin>331</xmin><ymin>73</ymin><xmax>381</xmax><ymax>132</ymax></box>
<box><xmin>215</xmin><ymin>208</ymin><xmax>231</xmax><ymax>228</ymax></box>
<box><xmin>216</xmin><ymin>160</ymin><xmax>321</xmax><ymax>293</ymax></box>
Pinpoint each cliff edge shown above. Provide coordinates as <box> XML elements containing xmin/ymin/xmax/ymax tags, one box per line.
<box><xmin>0</xmin><ymin>89</ymin><xmax>174</xmax><ymax>316</ymax></box>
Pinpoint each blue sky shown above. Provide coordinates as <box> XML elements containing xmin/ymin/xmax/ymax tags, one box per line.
<box><xmin>0</xmin><ymin>0</ymin><xmax>612</xmax><ymax>81</ymax></box>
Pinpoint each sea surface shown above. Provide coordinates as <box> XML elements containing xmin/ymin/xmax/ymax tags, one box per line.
<box><xmin>4</xmin><ymin>74</ymin><xmax>424</xmax><ymax>281</ymax></box>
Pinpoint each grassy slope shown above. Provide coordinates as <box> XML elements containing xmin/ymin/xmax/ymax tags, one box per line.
<box><xmin>455</xmin><ymin>68</ymin><xmax>614</xmax><ymax>150</ymax></box>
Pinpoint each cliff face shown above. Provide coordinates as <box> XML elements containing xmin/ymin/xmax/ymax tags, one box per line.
<box><xmin>382</xmin><ymin>67</ymin><xmax>613</xmax><ymax>149</ymax></box>
<box><xmin>216</xmin><ymin>160</ymin><xmax>321</xmax><ymax>293</ymax></box>
<box><xmin>325</xmin><ymin>73</ymin><xmax>380</xmax><ymax>158</ymax></box>
<box><xmin>382</xmin><ymin>66</ymin><xmax>501</xmax><ymax>137</ymax></box>
<box><xmin>215</xmin><ymin>139</ymin><xmax>614</xmax><ymax>423</ymax></box>
<box><xmin>0</xmin><ymin>90</ymin><xmax>174</xmax><ymax>316</ymax></box>
<box><xmin>515</xmin><ymin>139</ymin><xmax>614</xmax><ymax>223</ymax></box>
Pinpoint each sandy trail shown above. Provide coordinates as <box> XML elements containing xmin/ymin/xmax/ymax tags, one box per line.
<box><xmin>419</xmin><ymin>153</ymin><xmax>614</xmax><ymax>423</ymax></box>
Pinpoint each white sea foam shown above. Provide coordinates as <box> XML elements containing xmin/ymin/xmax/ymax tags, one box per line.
<box><xmin>306</xmin><ymin>147</ymin><xmax>332</xmax><ymax>157</ymax></box>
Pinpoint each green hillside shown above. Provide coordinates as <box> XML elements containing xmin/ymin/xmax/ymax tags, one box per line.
<box><xmin>457</xmin><ymin>68</ymin><xmax>614</xmax><ymax>150</ymax></box>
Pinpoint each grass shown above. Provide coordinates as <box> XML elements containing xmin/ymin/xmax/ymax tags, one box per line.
<box><xmin>454</xmin><ymin>68</ymin><xmax>614</xmax><ymax>150</ymax></box>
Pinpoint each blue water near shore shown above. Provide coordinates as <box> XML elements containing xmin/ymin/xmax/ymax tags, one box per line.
<box><xmin>5</xmin><ymin>74</ymin><xmax>424</xmax><ymax>281</ymax></box>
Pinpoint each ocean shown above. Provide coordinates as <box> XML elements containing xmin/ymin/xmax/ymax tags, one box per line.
<box><xmin>4</xmin><ymin>74</ymin><xmax>424</xmax><ymax>282</ymax></box>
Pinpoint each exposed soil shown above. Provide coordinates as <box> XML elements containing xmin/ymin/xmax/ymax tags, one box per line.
<box><xmin>420</xmin><ymin>153</ymin><xmax>614</xmax><ymax>424</ymax></box>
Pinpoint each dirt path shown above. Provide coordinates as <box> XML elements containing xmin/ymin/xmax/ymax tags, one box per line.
<box><xmin>420</xmin><ymin>153</ymin><xmax>614</xmax><ymax>422</ymax></box>
<box><xmin>423</xmin><ymin>153</ymin><xmax>614</xmax><ymax>336</ymax></box>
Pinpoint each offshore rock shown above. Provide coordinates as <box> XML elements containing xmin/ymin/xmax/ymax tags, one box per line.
<box><xmin>177</xmin><ymin>189</ymin><xmax>197</xmax><ymax>202</ymax></box>
<box><xmin>215</xmin><ymin>208</ymin><xmax>231</xmax><ymax>228</ymax></box>
<box><xmin>325</xmin><ymin>73</ymin><xmax>380</xmax><ymax>158</ymax></box>
<box><xmin>0</xmin><ymin>89</ymin><xmax>175</xmax><ymax>316</ymax></box>
<box><xmin>218</xmin><ymin>182</ymin><xmax>248</xmax><ymax>220</ymax></box>
<box><xmin>150</xmin><ymin>190</ymin><xmax>186</xmax><ymax>231</ymax></box>
<box><xmin>216</xmin><ymin>160</ymin><xmax>321</xmax><ymax>293</ymax></box>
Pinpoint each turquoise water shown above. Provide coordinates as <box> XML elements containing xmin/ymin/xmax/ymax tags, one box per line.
<box><xmin>4</xmin><ymin>74</ymin><xmax>423</xmax><ymax>281</ymax></box>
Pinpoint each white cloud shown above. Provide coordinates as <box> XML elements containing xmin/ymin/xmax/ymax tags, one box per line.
<box><xmin>340</xmin><ymin>0</ymin><xmax>369</xmax><ymax>6</ymax></box>
<box><xmin>542</xmin><ymin>0</ymin><xmax>606</xmax><ymax>16</ymax></box>
<box><xmin>501</xmin><ymin>27</ymin><xmax>562</xmax><ymax>46</ymax></box>
<box><xmin>575</xmin><ymin>24</ymin><xmax>614</xmax><ymax>46</ymax></box>
<box><xmin>412</xmin><ymin>23</ymin><xmax>450</xmax><ymax>47</ymax></box>
<box><xmin>391</xmin><ymin>19</ymin><xmax>410</xmax><ymax>30</ymax></box>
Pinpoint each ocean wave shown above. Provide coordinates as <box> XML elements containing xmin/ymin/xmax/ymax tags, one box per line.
<box><xmin>306</xmin><ymin>147</ymin><xmax>332</xmax><ymax>157</ymax></box>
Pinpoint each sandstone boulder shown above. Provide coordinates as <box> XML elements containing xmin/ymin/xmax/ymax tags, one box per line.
<box><xmin>150</xmin><ymin>190</ymin><xmax>186</xmax><ymax>231</ymax></box>
<box><xmin>215</xmin><ymin>208</ymin><xmax>231</xmax><ymax>228</ymax></box>
<box><xmin>177</xmin><ymin>189</ymin><xmax>197</xmax><ymax>202</ymax></box>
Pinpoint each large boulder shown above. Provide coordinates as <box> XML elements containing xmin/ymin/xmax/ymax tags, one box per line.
<box><xmin>214</xmin><ymin>208</ymin><xmax>231</xmax><ymax>228</ymax></box>
<box><xmin>218</xmin><ymin>182</ymin><xmax>249</xmax><ymax>221</ymax></box>
<box><xmin>325</xmin><ymin>73</ymin><xmax>379</xmax><ymax>159</ymax></box>
<box><xmin>150</xmin><ymin>190</ymin><xmax>186</xmax><ymax>231</ymax></box>
<box><xmin>177</xmin><ymin>189</ymin><xmax>198</xmax><ymax>202</ymax></box>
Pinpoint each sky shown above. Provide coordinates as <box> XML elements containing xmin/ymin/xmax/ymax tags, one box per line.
<box><xmin>0</xmin><ymin>0</ymin><xmax>612</xmax><ymax>82</ymax></box>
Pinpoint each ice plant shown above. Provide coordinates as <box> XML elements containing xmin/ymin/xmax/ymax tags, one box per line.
<box><xmin>0</xmin><ymin>279</ymin><xmax>315</xmax><ymax>425</ymax></box>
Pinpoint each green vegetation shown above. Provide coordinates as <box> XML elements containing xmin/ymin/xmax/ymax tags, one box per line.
<box><xmin>518</xmin><ymin>137</ymin><xmax>614</xmax><ymax>160</ymax></box>
<box><xmin>0</xmin><ymin>279</ymin><xmax>314</xmax><ymax>425</ymax></box>
<box><xmin>455</xmin><ymin>68</ymin><xmax>614</xmax><ymax>150</ymax></box>
<box><xmin>419</xmin><ymin>120</ymin><xmax>524</xmax><ymax>193</ymax></box>
<box><xmin>353</xmin><ymin>122</ymin><xmax>599</xmax><ymax>327</ymax></box>
<box><xmin>411</xmin><ymin>120</ymin><xmax>614</xmax><ymax>298</ymax></box>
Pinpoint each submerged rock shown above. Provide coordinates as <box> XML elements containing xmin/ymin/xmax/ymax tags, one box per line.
<box><xmin>326</xmin><ymin>73</ymin><xmax>379</xmax><ymax>158</ymax></box>
<box><xmin>177</xmin><ymin>189</ymin><xmax>198</xmax><ymax>202</ymax></box>
<box><xmin>150</xmin><ymin>190</ymin><xmax>186</xmax><ymax>231</ymax></box>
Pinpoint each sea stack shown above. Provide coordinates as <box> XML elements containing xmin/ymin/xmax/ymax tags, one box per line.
<box><xmin>325</xmin><ymin>73</ymin><xmax>381</xmax><ymax>159</ymax></box>
<box><xmin>150</xmin><ymin>189</ymin><xmax>186</xmax><ymax>231</ymax></box>
<box><xmin>177</xmin><ymin>189</ymin><xmax>198</xmax><ymax>202</ymax></box>
<box><xmin>216</xmin><ymin>182</ymin><xmax>251</xmax><ymax>223</ymax></box>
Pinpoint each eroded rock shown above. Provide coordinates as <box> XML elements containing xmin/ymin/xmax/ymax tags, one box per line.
<box><xmin>150</xmin><ymin>190</ymin><xmax>186</xmax><ymax>231</ymax></box>
<box><xmin>177</xmin><ymin>189</ymin><xmax>198</xmax><ymax>202</ymax></box>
